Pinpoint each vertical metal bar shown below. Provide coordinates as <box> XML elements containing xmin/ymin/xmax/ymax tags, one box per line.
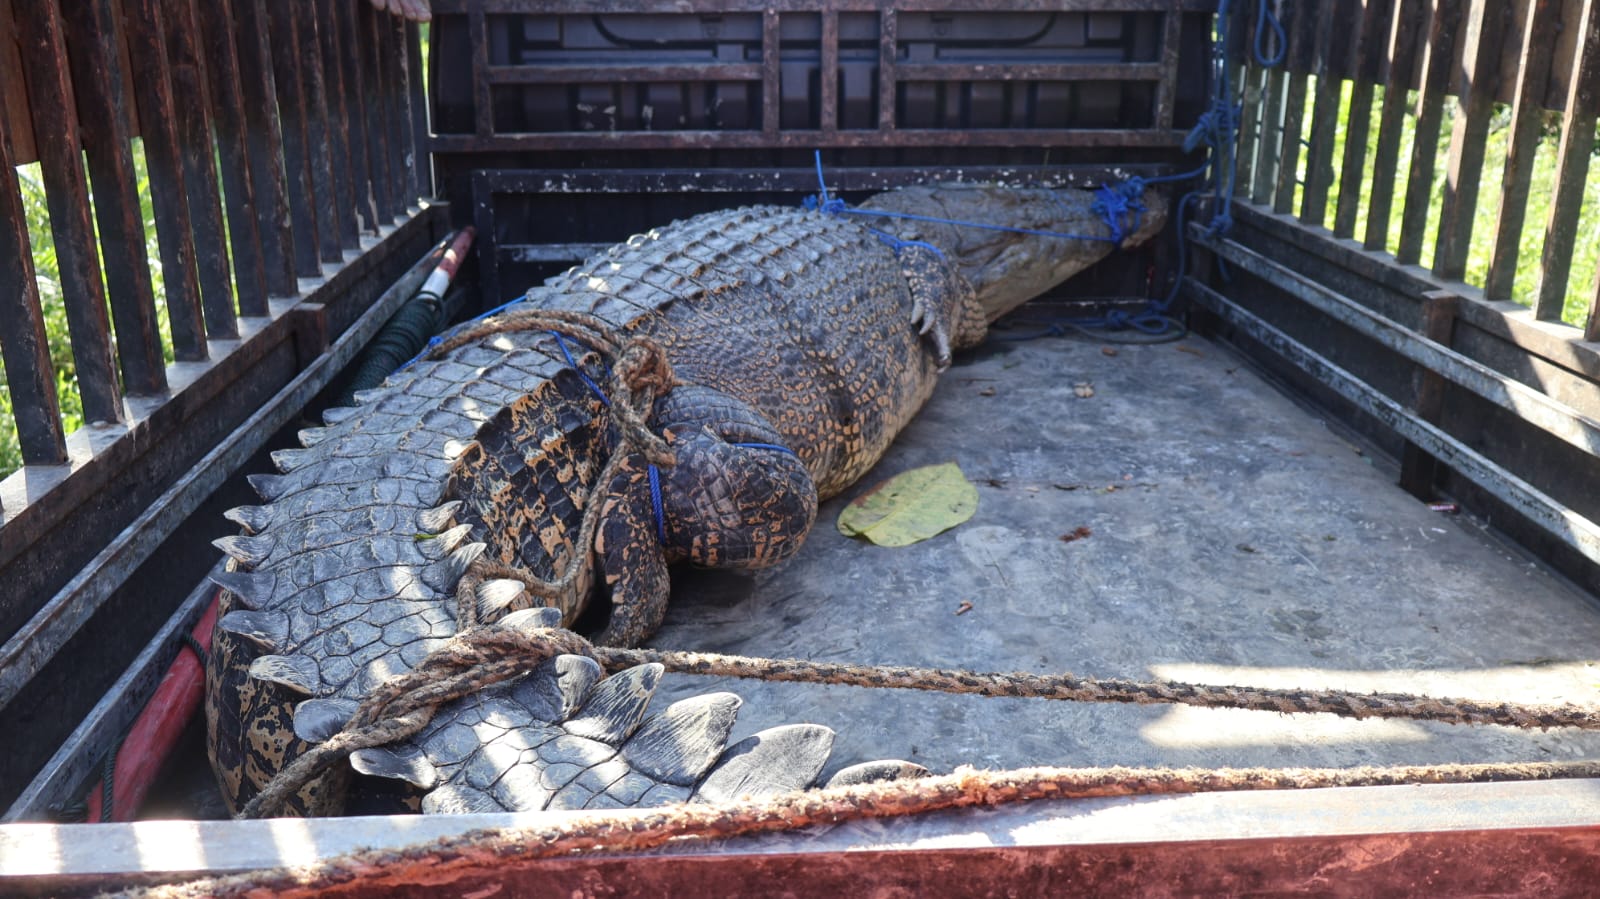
<box><xmin>1252</xmin><ymin>11</ymin><xmax>1289</xmax><ymax>206</ymax></box>
<box><xmin>1398</xmin><ymin>290</ymin><xmax>1459</xmax><ymax>499</ymax></box>
<box><xmin>1533</xmin><ymin>0</ymin><xmax>1600</xmax><ymax>322</ymax></box>
<box><xmin>1232</xmin><ymin>5</ymin><xmax>1261</xmax><ymax>198</ymax></box>
<box><xmin>231</xmin><ymin>0</ymin><xmax>298</xmax><ymax>298</ymax></box>
<box><xmin>820</xmin><ymin>9</ymin><xmax>838</xmax><ymax>134</ymax></box>
<box><xmin>1587</xmin><ymin>264</ymin><xmax>1600</xmax><ymax>342</ymax></box>
<box><xmin>1396</xmin><ymin>0</ymin><xmax>1464</xmax><ymax>265</ymax></box>
<box><xmin>1332</xmin><ymin>0</ymin><xmax>1394</xmax><ymax>239</ymax></box>
<box><xmin>337</xmin><ymin>0</ymin><xmax>380</xmax><ymax>233</ymax></box>
<box><xmin>1484</xmin><ymin>0</ymin><xmax>1561</xmax><ymax>300</ymax></box>
<box><xmin>296</xmin><ymin>0</ymin><xmax>346</xmax><ymax>263</ymax></box>
<box><xmin>1432</xmin><ymin>0</ymin><xmax>1509</xmax><ymax>281</ymax></box>
<box><xmin>472</xmin><ymin>173</ymin><xmax>501</xmax><ymax>314</ymax></box>
<box><xmin>163</xmin><ymin>0</ymin><xmax>238</xmax><ymax>340</ymax></box>
<box><xmin>762</xmin><ymin>9</ymin><xmax>780</xmax><ymax>136</ymax></box>
<box><xmin>878</xmin><ymin>9</ymin><xmax>897</xmax><ymax>132</ymax></box>
<box><xmin>195</xmin><ymin>0</ymin><xmax>270</xmax><ymax>318</ymax></box>
<box><xmin>1235</xmin><ymin>61</ymin><xmax>1260</xmax><ymax>196</ymax></box>
<box><xmin>315</xmin><ymin>0</ymin><xmax>359</xmax><ymax>250</ymax></box>
<box><xmin>59</xmin><ymin>0</ymin><xmax>167</xmax><ymax>395</ymax></box>
<box><xmin>1273</xmin><ymin>0</ymin><xmax>1320</xmax><ymax>215</ymax></box>
<box><xmin>390</xmin><ymin>15</ymin><xmax>418</xmax><ymax>208</ymax></box>
<box><xmin>406</xmin><ymin>21</ymin><xmax>431</xmax><ymax>200</ymax></box>
<box><xmin>469</xmin><ymin>1</ymin><xmax>492</xmax><ymax>139</ymax></box>
<box><xmin>1299</xmin><ymin>0</ymin><xmax>1343</xmax><ymax>227</ymax></box>
<box><xmin>0</xmin><ymin>129</ymin><xmax>68</xmax><ymax>464</ymax></box>
<box><xmin>15</xmin><ymin>0</ymin><xmax>123</xmax><ymax>424</ymax></box>
<box><xmin>267</xmin><ymin>0</ymin><xmax>325</xmax><ymax>277</ymax></box>
<box><xmin>122</xmin><ymin>0</ymin><xmax>207</xmax><ymax>361</ymax></box>
<box><xmin>1154</xmin><ymin>10</ymin><xmax>1183</xmax><ymax>130</ymax></box>
<box><xmin>1364</xmin><ymin>0</ymin><xmax>1429</xmax><ymax>251</ymax></box>
<box><xmin>360</xmin><ymin>0</ymin><xmax>396</xmax><ymax>222</ymax></box>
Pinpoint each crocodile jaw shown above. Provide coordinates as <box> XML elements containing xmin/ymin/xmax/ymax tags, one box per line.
<box><xmin>857</xmin><ymin>184</ymin><xmax>1170</xmax><ymax>323</ymax></box>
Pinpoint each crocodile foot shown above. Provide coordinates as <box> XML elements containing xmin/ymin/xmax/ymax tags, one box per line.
<box><xmin>349</xmin><ymin>608</ymin><xmax>927</xmax><ymax>813</ymax></box>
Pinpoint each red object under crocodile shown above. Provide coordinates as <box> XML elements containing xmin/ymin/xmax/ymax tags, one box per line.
<box><xmin>84</xmin><ymin>590</ymin><xmax>220</xmax><ymax>822</ymax></box>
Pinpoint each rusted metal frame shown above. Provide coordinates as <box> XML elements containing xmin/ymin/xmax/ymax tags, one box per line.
<box><xmin>2</xmin><ymin>570</ymin><xmax>219</xmax><ymax>822</ymax></box>
<box><xmin>14</xmin><ymin>0</ymin><xmax>123</xmax><ymax>424</ymax></box>
<box><xmin>388</xmin><ymin>15</ymin><xmax>418</xmax><ymax>209</ymax></box>
<box><xmin>1271</xmin><ymin>0</ymin><xmax>1319</xmax><ymax>215</ymax></box>
<box><xmin>1364</xmin><ymin>0</ymin><xmax>1429</xmax><ymax>252</ymax></box>
<box><xmin>469</xmin><ymin>1</ymin><xmax>493</xmax><ymax>139</ymax></box>
<box><xmin>121</xmin><ymin>0</ymin><xmax>208</xmax><ymax>361</ymax></box>
<box><xmin>1533</xmin><ymin>0</ymin><xmax>1600</xmax><ymax>323</ymax></box>
<box><xmin>1186</xmin><ymin>275</ymin><xmax>1600</xmax><ymax>569</ymax></box>
<box><xmin>894</xmin><ymin>62</ymin><xmax>1167</xmax><ymax>82</ymax></box>
<box><xmin>359</xmin><ymin>1</ymin><xmax>397</xmax><ymax>223</ymax></box>
<box><xmin>294</xmin><ymin>0</ymin><xmax>347</xmax><ymax>263</ymax></box>
<box><xmin>488</xmin><ymin>63</ymin><xmax>764</xmax><ymax>84</ymax></box>
<box><xmin>266</xmin><ymin>0</ymin><xmax>325</xmax><ymax>277</ymax></box>
<box><xmin>445</xmin><ymin>0</ymin><xmax>1217</xmax><ymax>12</ymax></box>
<box><xmin>820</xmin><ymin>9</ymin><xmax>839</xmax><ymax>134</ymax></box>
<box><xmin>1431</xmin><ymin>0</ymin><xmax>1509</xmax><ymax>282</ymax></box>
<box><xmin>1396</xmin><ymin>0</ymin><xmax>1463</xmax><ymax>265</ymax></box>
<box><xmin>406</xmin><ymin>21</ymin><xmax>431</xmax><ymax>200</ymax></box>
<box><xmin>7</xmin><ymin>781</ymin><xmax>1600</xmax><ymax>892</ymax></box>
<box><xmin>428</xmin><ymin>128</ymin><xmax>1188</xmax><ymax>151</ymax></box>
<box><xmin>336</xmin><ymin>0</ymin><xmax>380</xmax><ymax>234</ymax></box>
<box><xmin>0</xmin><ymin>130</ymin><xmax>67</xmax><ymax>466</ymax></box>
<box><xmin>314</xmin><ymin>0</ymin><xmax>360</xmax><ymax>251</ymax></box>
<box><xmin>1398</xmin><ymin>289</ymin><xmax>1460</xmax><ymax>498</ymax></box>
<box><xmin>1297</xmin><ymin>0</ymin><xmax>1343</xmax><ymax>227</ymax></box>
<box><xmin>479</xmin><ymin>165</ymin><xmax>1171</xmax><ymax>195</ymax></box>
<box><xmin>231</xmin><ymin>0</ymin><xmax>299</xmax><ymax>298</ymax></box>
<box><xmin>1331</xmin><ymin>0</ymin><xmax>1393</xmax><ymax>239</ymax></box>
<box><xmin>1154</xmin><ymin>9</ymin><xmax>1183</xmax><ymax>130</ymax></box>
<box><xmin>0</xmin><ymin>230</ymin><xmax>452</xmax><ymax>714</ymax></box>
<box><xmin>58</xmin><ymin>0</ymin><xmax>167</xmax><ymax>396</ymax></box>
<box><xmin>195</xmin><ymin>0</ymin><xmax>271</xmax><ymax>318</ymax></box>
<box><xmin>1484</xmin><ymin>0</ymin><xmax>1561</xmax><ymax>301</ymax></box>
<box><xmin>1202</xmin><ymin>230</ymin><xmax>1600</xmax><ymax>459</ymax></box>
<box><xmin>878</xmin><ymin>8</ymin><xmax>897</xmax><ymax>132</ymax></box>
<box><xmin>762</xmin><ymin>10</ymin><xmax>780</xmax><ymax>136</ymax></box>
<box><xmin>378</xmin><ymin>8</ymin><xmax>410</xmax><ymax>217</ymax></box>
<box><xmin>161</xmin><ymin>0</ymin><xmax>239</xmax><ymax>340</ymax></box>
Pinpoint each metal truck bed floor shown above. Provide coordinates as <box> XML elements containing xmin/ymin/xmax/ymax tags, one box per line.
<box><xmin>653</xmin><ymin>331</ymin><xmax>1600</xmax><ymax>774</ymax></box>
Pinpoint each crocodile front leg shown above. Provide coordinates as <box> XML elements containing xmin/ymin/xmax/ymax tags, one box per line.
<box><xmin>594</xmin><ymin>385</ymin><xmax>818</xmax><ymax>647</ymax></box>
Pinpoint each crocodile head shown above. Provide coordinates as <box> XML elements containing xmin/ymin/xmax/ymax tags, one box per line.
<box><xmin>857</xmin><ymin>183</ymin><xmax>1169</xmax><ymax>322</ymax></box>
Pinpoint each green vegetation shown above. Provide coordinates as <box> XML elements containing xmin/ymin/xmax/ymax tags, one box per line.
<box><xmin>1</xmin><ymin>144</ymin><xmax>167</xmax><ymax>477</ymax></box>
<box><xmin>1283</xmin><ymin>80</ymin><xmax>1600</xmax><ymax>324</ymax></box>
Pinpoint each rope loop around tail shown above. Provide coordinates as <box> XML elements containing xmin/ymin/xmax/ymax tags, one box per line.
<box><xmin>240</xmin><ymin>621</ymin><xmax>599</xmax><ymax>819</ymax></box>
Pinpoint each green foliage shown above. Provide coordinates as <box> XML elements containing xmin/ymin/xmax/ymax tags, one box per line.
<box><xmin>1292</xmin><ymin>79</ymin><xmax>1600</xmax><ymax>325</ymax></box>
<box><xmin>2</xmin><ymin>143</ymin><xmax>167</xmax><ymax>478</ymax></box>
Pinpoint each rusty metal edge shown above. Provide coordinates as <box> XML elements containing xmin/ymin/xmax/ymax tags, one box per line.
<box><xmin>0</xmin><ymin>778</ymin><xmax>1596</xmax><ymax>891</ymax></box>
<box><xmin>0</xmin><ymin>210</ymin><xmax>451</xmax><ymax>715</ymax></box>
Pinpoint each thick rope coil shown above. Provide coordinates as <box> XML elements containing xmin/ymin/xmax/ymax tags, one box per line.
<box><xmin>131</xmin><ymin>759</ymin><xmax>1600</xmax><ymax>899</ymax></box>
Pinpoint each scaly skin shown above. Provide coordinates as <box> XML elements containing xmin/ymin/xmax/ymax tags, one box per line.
<box><xmin>206</xmin><ymin>187</ymin><xmax>1165</xmax><ymax>816</ymax></box>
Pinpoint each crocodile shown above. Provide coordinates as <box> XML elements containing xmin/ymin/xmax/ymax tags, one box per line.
<box><xmin>205</xmin><ymin>182</ymin><xmax>1167</xmax><ymax>816</ymax></box>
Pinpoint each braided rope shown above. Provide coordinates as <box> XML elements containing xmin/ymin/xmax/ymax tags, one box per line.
<box><xmin>591</xmin><ymin>647</ymin><xmax>1600</xmax><ymax>732</ymax></box>
<box><xmin>238</xmin><ymin>626</ymin><xmax>596</xmax><ymax>819</ymax></box>
<box><xmin>135</xmin><ymin>759</ymin><xmax>1600</xmax><ymax>898</ymax></box>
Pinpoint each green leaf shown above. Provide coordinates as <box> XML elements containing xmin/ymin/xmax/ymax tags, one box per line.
<box><xmin>837</xmin><ymin>462</ymin><xmax>979</xmax><ymax>547</ymax></box>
